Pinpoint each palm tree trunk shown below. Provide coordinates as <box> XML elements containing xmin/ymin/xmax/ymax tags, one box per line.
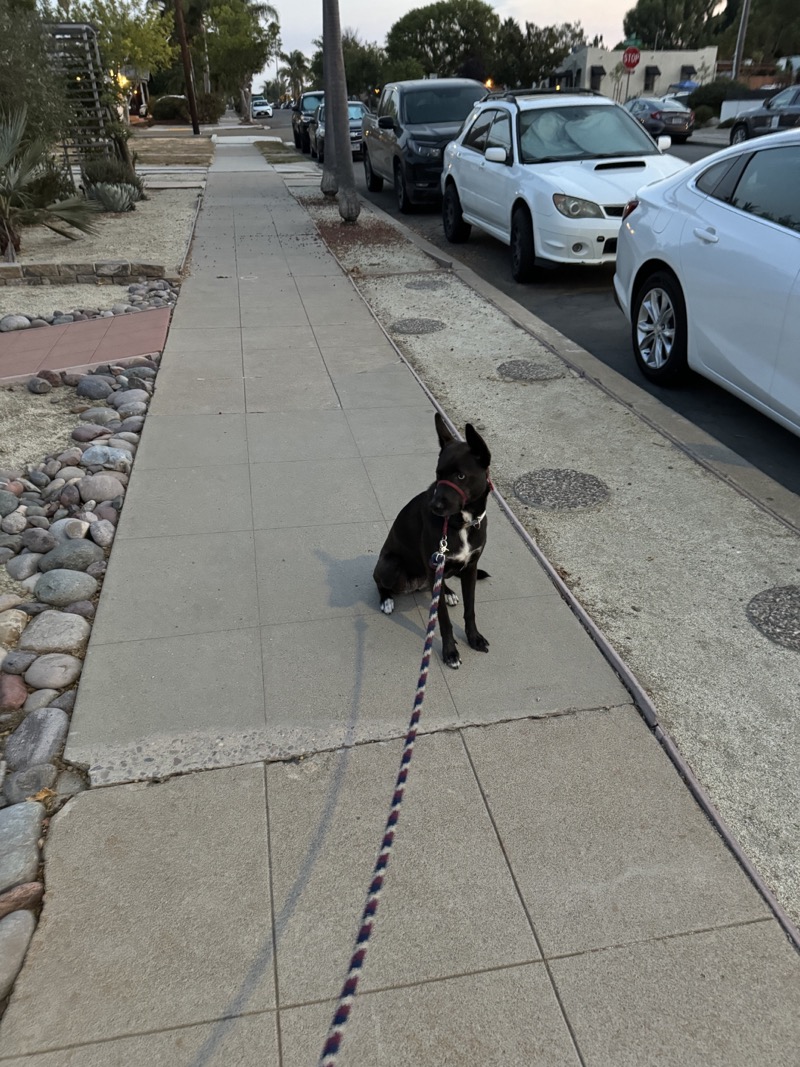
<box><xmin>320</xmin><ymin>0</ymin><xmax>337</xmax><ymax>197</ymax></box>
<box><xmin>322</xmin><ymin>0</ymin><xmax>360</xmax><ymax>222</ymax></box>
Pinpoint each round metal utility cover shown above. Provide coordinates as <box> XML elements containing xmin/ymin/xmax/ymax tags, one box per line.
<box><xmin>391</xmin><ymin>318</ymin><xmax>446</xmax><ymax>334</ymax></box>
<box><xmin>497</xmin><ymin>359</ymin><xmax>565</xmax><ymax>382</ymax></box>
<box><xmin>746</xmin><ymin>585</ymin><xmax>800</xmax><ymax>651</ymax></box>
<box><xmin>514</xmin><ymin>469</ymin><xmax>610</xmax><ymax>510</ymax></box>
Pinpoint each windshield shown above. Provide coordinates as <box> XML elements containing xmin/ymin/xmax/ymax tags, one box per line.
<box><xmin>402</xmin><ymin>85</ymin><xmax>483</xmax><ymax>125</ymax></box>
<box><xmin>519</xmin><ymin>104</ymin><xmax>658</xmax><ymax>163</ymax></box>
<box><xmin>300</xmin><ymin>93</ymin><xmax>323</xmax><ymax>113</ymax></box>
<box><xmin>348</xmin><ymin>103</ymin><xmax>366</xmax><ymax>121</ymax></box>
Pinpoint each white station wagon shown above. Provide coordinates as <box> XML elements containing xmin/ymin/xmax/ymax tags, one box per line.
<box><xmin>441</xmin><ymin>89</ymin><xmax>688</xmax><ymax>282</ymax></box>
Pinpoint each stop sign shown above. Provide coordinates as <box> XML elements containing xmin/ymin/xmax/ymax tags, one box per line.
<box><xmin>622</xmin><ymin>46</ymin><xmax>640</xmax><ymax>71</ymax></box>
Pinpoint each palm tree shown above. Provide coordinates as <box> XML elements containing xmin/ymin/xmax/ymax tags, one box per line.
<box><xmin>278</xmin><ymin>49</ymin><xmax>310</xmax><ymax>101</ymax></box>
<box><xmin>321</xmin><ymin>0</ymin><xmax>360</xmax><ymax>222</ymax></box>
<box><xmin>0</xmin><ymin>108</ymin><xmax>100</xmax><ymax>262</ymax></box>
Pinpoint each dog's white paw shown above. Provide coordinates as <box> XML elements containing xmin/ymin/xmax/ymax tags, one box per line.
<box><xmin>380</xmin><ymin>598</ymin><xmax>395</xmax><ymax>615</ymax></box>
<box><xmin>445</xmin><ymin>591</ymin><xmax>459</xmax><ymax>606</ymax></box>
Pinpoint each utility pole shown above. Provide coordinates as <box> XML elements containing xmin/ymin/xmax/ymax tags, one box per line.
<box><xmin>731</xmin><ymin>0</ymin><xmax>752</xmax><ymax>82</ymax></box>
<box><xmin>174</xmin><ymin>0</ymin><xmax>201</xmax><ymax>135</ymax></box>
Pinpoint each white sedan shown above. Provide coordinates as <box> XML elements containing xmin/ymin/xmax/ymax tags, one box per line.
<box><xmin>614</xmin><ymin>130</ymin><xmax>800</xmax><ymax>437</ymax></box>
<box><xmin>252</xmin><ymin>99</ymin><xmax>273</xmax><ymax>119</ymax></box>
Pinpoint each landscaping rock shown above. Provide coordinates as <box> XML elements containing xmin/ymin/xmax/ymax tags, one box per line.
<box><xmin>48</xmin><ymin>517</ymin><xmax>89</xmax><ymax>545</ymax></box>
<box><xmin>76</xmin><ymin>376</ymin><xmax>113</xmax><ymax>400</ymax></box>
<box><xmin>0</xmin><ymin>315</ymin><xmax>30</xmax><ymax>333</ymax></box>
<box><xmin>38</xmin><ymin>539</ymin><xmax>104</xmax><ymax>573</ymax></box>
<box><xmin>20</xmin><ymin>528</ymin><xmax>56</xmax><ymax>554</ymax></box>
<box><xmin>0</xmin><ymin>490</ymin><xmax>19</xmax><ymax>518</ymax></box>
<box><xmin>0</xmin><ymin>803</ymin><xmax>45</xmax><ymax>892</ymax></box>
<box><xmin>5</xmin><ymin>708</ymin><xmax>69</xmax><ymax>770</ymax></box>
<box><xmin>4</xmin><ymin>764</ymin><xmax>58</xmax><ymax>805</ymax></box>
<box><xmin>6</xmin><ymin>554</ymin><xmax>43</xmax><ymax>582</ymax></box>
<box><xmin>22</xmin><ymin>689</ymin><xmax>59</xmax><ymax>712</ymax></box>
<box><xmin>0</xmin><ymin>911</ymin><xmax>36</xmax><ymax>1000</ymax></box>
<box><xmin>17</xmin><ymin>611</ymin><xmax>91</xmax><ymax>655</ymax></box>
<box><xmin>26</xmin><ymin>377</ymin><xmax>52</xmax><ymax>395</ymax></box>
<box><xmin>0</xmin><ymin>609</ymin><xmax>29</xmax><ymax>648</ymax></box>
<box><xmin>78</xmin><ymin>473</ymin><xmax>125</xmax><ymax>503</ymax></box>
<box><xmin>1</xmin><ymin>651</ymin><xmax>37</xmax><ymax>675</ymax></box>
<box><xmin>80</xmin><ymin>445</ymin><xmax>131</xmax><ymax>471</ymax></box>
<box><xmin>0</xmin><ymin>882</ymin><xmax>43</xmax><ymax>921</ymax></box>
<box><xmin>35</xmin><ymin>568</ymin><xmax>98</xmax><ymax>607</ymax></box>
<box><xmin>50</xmin><ymin>689</ymin><xmax>76</xmax><ymax>712</ymax></box>
<box><xmin>24</xmin><ymin>652</ymin><xmax>83</xmax><ymax>689</ymax></box>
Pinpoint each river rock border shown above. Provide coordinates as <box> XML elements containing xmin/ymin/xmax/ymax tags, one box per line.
<box><xmin>0</xmin><ymin>356</ymin><xmax>158</xmax><ymax>1009</ymax></box>
<box><xmin>0</xmin><ymin>280</ymin><xmax>180</xmax><ymax>333</ymax></box>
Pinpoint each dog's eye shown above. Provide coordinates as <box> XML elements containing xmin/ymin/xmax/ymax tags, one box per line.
<box><xmin>457</xmin><ymin>473</ymin><xmax>466</xmax><ymax>481</ymax></box>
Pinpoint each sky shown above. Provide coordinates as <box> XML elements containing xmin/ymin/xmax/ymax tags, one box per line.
<box><xmin>262</xmin><ymin>0</ymin><xmax>629</xmax><ymax>80</ymax></box>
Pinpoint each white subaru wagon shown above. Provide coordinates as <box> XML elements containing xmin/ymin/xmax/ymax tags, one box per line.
<box><xmin>441</xmin><ymin>89</ymin><xmax>688</xmax><ymax>282</ymax></box>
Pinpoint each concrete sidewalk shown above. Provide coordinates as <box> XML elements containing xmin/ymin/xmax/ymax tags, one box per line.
<box><xmin>1</xmin><ymin>142</ymin><xmax>798</xmax><ymax>1065</ymax></box>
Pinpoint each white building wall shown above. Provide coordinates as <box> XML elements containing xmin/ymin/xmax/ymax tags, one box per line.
<box><xmin>554</xmin><ymin>46</ymin><xmax>718</xmax><ymax>101</ymax></box>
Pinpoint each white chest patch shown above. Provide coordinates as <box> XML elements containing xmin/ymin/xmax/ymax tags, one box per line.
<box><xmin>447</xmin><ymin>510</ymin><xmax>485</xmax><ymax>564</ymax></box>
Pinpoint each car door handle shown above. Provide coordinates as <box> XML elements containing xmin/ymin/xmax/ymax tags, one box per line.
<box><xmin>693</xmin><ymin>226</ymin><xmax>719</xmax><ymax>244</ymax></box>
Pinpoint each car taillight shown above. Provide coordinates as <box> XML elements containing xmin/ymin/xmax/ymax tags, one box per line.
<box><xmin>650</xmin><ymin>110</ymin><xmax>663</xmax><ymax>120</ymax></box>
<box><xmin>622</xmin><ymin>199</ymin><xmax>639</xmax><ymax>220</ymax></box>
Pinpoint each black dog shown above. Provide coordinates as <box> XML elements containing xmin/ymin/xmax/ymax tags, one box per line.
<box><xmin>373</xmin><ymin>413</ymin><xmax>492</xmax><ymax>669</ymax></box>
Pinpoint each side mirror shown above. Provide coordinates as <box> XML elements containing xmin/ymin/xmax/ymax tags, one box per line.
<box><xmin>657</xmin><ymin>134</ymin><xmax>672</xmax><ymax>150</ymax></box>
<box><xmin>378</xmin><ymin>114</ymin><xmax>395</xmax><ymax>130</ymax></box>
<box><xmin>485</xmin><ymin>146</ymin><xmax>509</xmax><ymax>164</ymax></box>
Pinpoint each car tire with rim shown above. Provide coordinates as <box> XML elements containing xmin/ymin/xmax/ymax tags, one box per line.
<box><xmin>510</xmin><ymin>206</ymin><xmax>538</xmax><ymax>283</ymax></box>
<box><xmin>301</xmin><ymin>130</ymin><xmax>311</xmax><ymax>153</ymax></box>
<box><xmin>394</xmin><ymin>162</ymin><xmax>412</xmax><ymax>214</ymax></box>
<box><xmin>730</xmin><ymin>124</ymin><xmax>748</xmax><ymax>145</ymax></box>
<box><xmin>631</xmin><ymin>271</ymin><xmax>688</xmax><ymax>384</ymax></box>
<box><xmin>442</xmin><ymin>183</ymin><xmax>471</xmax><ymax>243</ymax></box>
<box><xmin>364</xmin><ymin>149</ymin><xmax>383</xmax><ymax>191</ymax></box>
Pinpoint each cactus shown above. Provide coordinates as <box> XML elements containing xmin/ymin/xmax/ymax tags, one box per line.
<box><xmin>91</xmin><ymin>182</ymin><xmax>138</xmax><ymax>212</ymax></box>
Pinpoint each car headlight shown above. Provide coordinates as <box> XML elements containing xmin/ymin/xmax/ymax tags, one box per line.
<box><xmin>553</xmin><ymin>194</ymin><xmax>604</xmax><ymax>219</ymax></box>
<box><xmin>407</xmin><ymin>139</ymin><xmax>441</xmax><ymax>159</ymax></box>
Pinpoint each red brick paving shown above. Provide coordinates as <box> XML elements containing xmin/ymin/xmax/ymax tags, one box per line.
<box><xmin>0</xmin><ymin>308</ymin><xmax>171</xmax><ymax>383</ymax></box>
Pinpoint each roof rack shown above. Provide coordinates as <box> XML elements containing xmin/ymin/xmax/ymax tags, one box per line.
<box><xmin>481</xmin><ymin>88</ymin><xmax>604</xmax><ymax>104</ymax></box>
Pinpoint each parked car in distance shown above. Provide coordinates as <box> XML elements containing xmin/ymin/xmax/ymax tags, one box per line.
<box><xmin>613</xmin><ymin>131</ymin><xmax>800</xmax><ymax>437</ymax></box>
<box><xmin>362</xmin><ymin>78</ymin><xmax>485</xmax><ymax>213</ymax></box>
<box><xmin>309</xmin><ymin>101</ymin><xmax>369</xmax><ymax>162</ymax></box>
<box><xmin>292</xmin><ymin>90</ymin><xmax>324</xmax><ymax>152</ymax></box>
<box><xmin>728</xmin><ymin>86</ymin><xmax>800</xmax><ymax>144</ymax></box>
<box><xmin>441</xmin><ymin>89</ymin><xmax>687</xmax><ymax>282</ymax></box>
<box><xmin>624</xmin><ymin>96</ymin><xmax>695</xmax><ymax>143</ymax></box>
<box><xmin>251</xmin><ymin>98</ymin><xmax>273</xmax><ymax>119</ymax></box>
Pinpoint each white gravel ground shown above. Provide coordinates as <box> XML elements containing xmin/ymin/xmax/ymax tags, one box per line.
<box><xmin>0</xmin><ymin>189</ymin><xmax>199</xmax><ymax>320</ymax></box>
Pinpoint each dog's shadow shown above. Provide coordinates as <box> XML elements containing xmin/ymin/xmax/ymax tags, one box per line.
<box><xmin>314</xmin><ymin>548</ymin><xmax>426</xmax><ymax>640</ymax></box>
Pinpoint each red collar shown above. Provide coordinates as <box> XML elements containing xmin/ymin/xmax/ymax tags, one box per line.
<box><xmin>436</xmin><ymin>470</ymin><xmax>494</xmax><ymax>506</ymax></box>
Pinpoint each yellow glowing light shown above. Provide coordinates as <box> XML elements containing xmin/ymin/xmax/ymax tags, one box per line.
<box><xmin>484</xmin><ymin>78</ymin><xmax>494</xmax><ymax>89</ymax></box>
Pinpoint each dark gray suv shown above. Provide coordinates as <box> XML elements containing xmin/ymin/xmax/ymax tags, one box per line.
<box><xmin>729</xmin><ymin>86</ymin><xmax>800</xmax><ymax>145</ymax></box>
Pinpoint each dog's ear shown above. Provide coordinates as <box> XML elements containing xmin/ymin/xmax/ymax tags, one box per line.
<box><xmin>465</xmin><ymin>424</ymin><xmax>491</xmax><ymax>469</ymax></box>
<box><xmin>435</xmin><ymin>412</ymin><xmax>455</xmax><ymax>450</ymax></box>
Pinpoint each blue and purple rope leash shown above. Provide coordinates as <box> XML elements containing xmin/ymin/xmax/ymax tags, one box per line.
<box><xmin>319</xmin><ymin>520</ymin><xmax>450</xmax><ymax>1066</ymax></box>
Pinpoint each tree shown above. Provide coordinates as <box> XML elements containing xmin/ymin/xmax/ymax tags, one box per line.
<box><xmin>622</xmin><ymin>0</ymin><xmax>719</xmax><ymax>50</ymax></box>
<box><xmin>707</xmin><ymin>0</ymin><xmax>800</xmax><ymax>62</ymax></box>
<box><xmin>0</xmin><ymin>0</ymin><xmax>71</xmax><ymax>145</ymax></box>
<box><xmin>278</xmin><ymin>48</ymin><xmax>309</xmax><ymax>99</ymax></box>
<box><xmin>386</xmin><ymin>0</ymin><xmax>500</xmax><ymax>79</ymax></box>
<box><xmin>309</xmin><ymin>28</ymin><xmax>385</xmax><ymax>96</ymax></box>
<box><xmin>321</xmin><ymin>0</ymin><xmax>359</xmax><ymax>222</ymax></box>
<box><xmin>204</xmin><ymin>0</ymin><xmax>278</xmax><ymax>115</ymax></box>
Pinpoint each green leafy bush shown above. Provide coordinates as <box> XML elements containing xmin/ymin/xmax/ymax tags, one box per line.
<box><xmin>82</xmin><ymin>157</ymin><xmax>146</xmax><ymax>200</ymax></box>
<box><xmin>151</xmin><ymin>95</ymin><xmax>190</xmax><ymax>121</ymax></box>
<box><xmin>688</xmin><ymin>80</ymin><xmax>751</xmax><ymax>116</ymax></box>
<box><xmin>693</xmin><ymin>105</ymin><xmax>714</xmax><ymax>126</ymax></box>
<box><xmin>28</xmin><ymin>159</ymin><xmax>76</xmax><ymax>205</ymax></box>
<box><xmin>196</xmin><ymin>92</ymin><xmax>226</xmax><ymax>123</ymax></box>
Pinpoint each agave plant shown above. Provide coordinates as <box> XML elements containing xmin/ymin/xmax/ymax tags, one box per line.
<box><xmin>0</xmin><ymin>107</ymin><xmax>101</xmax><ymax>262</ymax></box>
<box><xmin>91</xmin><ymin>182</ymin><xmax>138</xmax><ymax>213</ymax></box>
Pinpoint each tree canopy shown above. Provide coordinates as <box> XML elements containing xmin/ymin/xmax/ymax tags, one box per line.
<box><xmin>386</xmin><ymin>0</ymin><xmax>500</xmax><ymax>80</ymax></box>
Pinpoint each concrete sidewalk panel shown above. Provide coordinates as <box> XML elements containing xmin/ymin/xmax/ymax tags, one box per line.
<box><xmin>281</xmin><ymin>965</ymin><xmax>580</xmax><ymax>1066</ymax></box>
<box><xmin>65</xmin><ymin>627</ymin><xmax>266</xmax><ymax>767</ymax></box>
<box><xmin>169</xmin><ymin>303</ymin><xmax>241</xmax><ymax>331</ymax></box>
<box><xmin>158</xmin><ymin>341</ymin><xmax>244</xmax><ymax>380</ymax></box>
<box><xmin>0</xmin><ymin>1012</ymin><xmax>279</xmax><ymax>1067</ymax></box>
<box><xmin>260</xmin><ymin>612</ymin><xmax>459</xmax><ymax>749</ymax></box>
<box><xmin>361</xmin><ymin>450</ymin><xmax>440</xmax><ymax>520</ymax></box>
<box><xmin>244</xmin><ymin>410</ymin><xmax>358</xmax><ymax>464</ymax></box>
<box><xmin>250</xmin><ymin>459</ymin><xmax>383</xmax><ymax>530</ymax></box>
<box><xmin>149</xmin><ymin>374</ymin><xmax>246</xmax><ymax>415</ymax></box>
<box><xmin>332</xmin><ymin>364</ymin><xmax>431</xmax><ymax>410</ymax></box>
<box><xmin>135</xmin><ymin>413</ymin><xmax>249</xmax><ymax>470</ymax></box>
<box><xmin>346</xmin><ymin>406</ymin><xmax>446</xmax><ymax>457</ymax></box>
<box><xmin>550</xmin><ymin>921</ymin><xmax>800</xmax><ymax>1067</ymax></box>
<box><xmin>91</xmin><ymin>531</ymin><xmax>259</xmax><ymax>643</ymax></box>
<box><xmin>244</xmin><ymin>370</ymin><xmax>341</xmax><ymax>412</ymax></box>
<box><xmin>463</xmin><ymin>709</ymin><xmax>768</xmax><ymax>957</ymax></box>
<box><xmin>116</xmin><ymin>464</ymin><xmax>253</xmax><ymax>539</ymax></box>
<box><xmin>160</xmin><ymin>324</ymin><xmax>243</xmax><ymax>355</ymax></box>
<box><xmin>268</xmin><ymin>732</ymin><xmax>539</xmax><ymax>1006</ymax></box>
<box><xmin>0</xmin><ymin>766</ymin><xmax>275</xmax><ymax>1055</ymax></box>
<box><xmin>254</xmin><ymin>521</ymin><xmax>387</xmax><ymax>625</ymax></box>
<box><xmin>439</xmin><ymin>597</ymin><xmax>630</xmax><ymax>720</ymax></box>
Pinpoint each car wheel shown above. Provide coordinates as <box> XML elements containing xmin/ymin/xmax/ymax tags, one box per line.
<box><xmin>394</xmin><ymin>162</ymin><xmax>412</xmax><ymax>214</ymax></box>
<box><xmin>293</xmin><ymin>130</ymin><xmax>301</xmax><ymax>149</ymax></box>
<box><xmin>364</xmin><ymin>150</ymin><xmax>383</xmax><ymax>192</ymax></box>
<box><xmin>730</xmin><ymin>124</ymin><xmax>748</xmax><ymax>146</ymax></box>
<box><xmin>318</xmin><ymin>139</ymin><xmax>324</xmax><ymax>164</ymax></box>
<box><xmin>301</xmin><ymin>130</ymin><xmax>311</xmax><ymax>153</ymax></box>
<box><xmin>632</xmin><ymin>271</ymin><xmax>688</xmax><ymax>384</ymax></box>
<box><xmin>442</xmin><ymin>183</ymin><xmax>471</xmax><ymax>243</ymax></box>
<box><xmin>510</xmin><ymin>206</ymin><xmax>537</xmax><ymax>283</ymax></box>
